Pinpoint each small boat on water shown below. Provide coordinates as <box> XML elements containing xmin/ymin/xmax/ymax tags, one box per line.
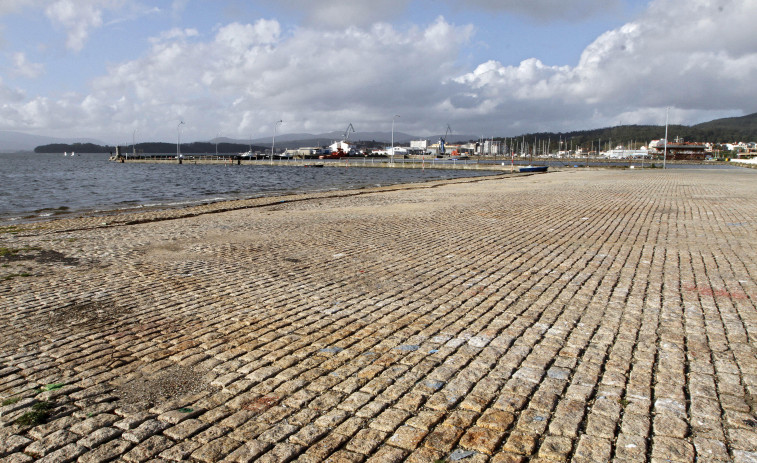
<box><xmin>519</xmin><ymin>165</ymin><xmax>548</xmax><ymax>173</ymax></box>
<box><xmin>519</xmin><ymin>137</ymin><xmax>547</xmax><ymax>172</ymax></box>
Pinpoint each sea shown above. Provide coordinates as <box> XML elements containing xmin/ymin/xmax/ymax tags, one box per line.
<box><xmin>0</xmin><ymin>153</ymin><xmax>498</xmax><ymax>224</ymax></box>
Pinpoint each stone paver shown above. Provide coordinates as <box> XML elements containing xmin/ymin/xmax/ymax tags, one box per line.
<box><xmin>1</xmin><ymin>169</ymin><xmax>757</xmax><ymax>461</ymax></box>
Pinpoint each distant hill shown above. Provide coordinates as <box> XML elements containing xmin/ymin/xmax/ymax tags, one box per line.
<box><xmin>689</xmin><ymin>112</ymin><xmax>757</xmax><ymax>141</ymax></box>
<box><xmin>498</xmin><ymin>112</ymin><xmax>757</xmax><ymax>151</ymax></box>
<box><xmin>34</xmin><ymin>141</ymin><xmax>267</xmax><ymax>154</ymax></box>
<box><xmin>0</xmin><ymin>131</ymin><xmax>103</xmax><ymax>153</ymax></box>
<box><xmin>693</xmin><ymin>112</ymin><xmax>757</xmax><ymax>130</ymax></box>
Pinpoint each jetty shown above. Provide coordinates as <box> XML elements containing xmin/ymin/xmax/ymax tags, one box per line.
<box><xmin>110</xmin><ymin>154</ymin><xmax>535</xmax><ymax>172</ymax></box>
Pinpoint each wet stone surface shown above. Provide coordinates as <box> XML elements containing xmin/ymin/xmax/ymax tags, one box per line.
<box><xmin>1</xmin><ymin>169</ymin><xmax>757</xmax><ymax>461</ymax></box>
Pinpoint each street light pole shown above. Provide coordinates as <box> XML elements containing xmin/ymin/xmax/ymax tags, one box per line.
<box><xmin>271</xmin><ymin>120</ymin><xmax>283</xmax><ymax>165</ymax></box>
<box><xmin>391</xmin><ymin>115</ymin><xmax>400</xmax><ymax>164</ymax></box>
<box><xmin>663</xmin><ymin>107</ymin><xmax>669</xmax><ymax>169</ymax></box>
<box><xmin>177</xmin><ymin>121</ymin><xmax>185</xmax><ymax>164</ymax></box>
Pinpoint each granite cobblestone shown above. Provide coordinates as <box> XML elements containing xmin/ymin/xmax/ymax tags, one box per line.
<box><xmin>1</xmin><ymin>170</ymin><xmax>756</xmax><ymax>461</ymax></box>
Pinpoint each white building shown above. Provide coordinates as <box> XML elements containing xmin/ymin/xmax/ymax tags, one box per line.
<box><xmin>604</xmin><ymin>147</ymin><xmax>650</xmax><ymax>159</ymax></box>
<box><xmin>328</xmin><ymin>140</ymin><xmax>354</xmax><ymax>155</ymax></box>
<box><xmin>410</xmin><ymin>140</ymin><xmax>428</xmax><ymax>150</ymax></box>
<box><xmin>387</xmin><ymin>147</ymin><xmax>408</xmax><ymax>156</ymax></box>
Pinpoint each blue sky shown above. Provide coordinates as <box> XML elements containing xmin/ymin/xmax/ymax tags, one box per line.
<box><xmin>1</xmin><ymin>0</ymin><xmax>755</xmax><ymax>143</ymax></box>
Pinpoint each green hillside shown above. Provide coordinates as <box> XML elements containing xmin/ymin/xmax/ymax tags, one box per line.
<box><xmin>693</xmin><ymin>112</ymin><xmax>757</xmax><ymax>130</ymax></box>
<box><xmin>497</xmin><ymin>113</ymin><xmax>757</xmax><ymax>151</ymax></box>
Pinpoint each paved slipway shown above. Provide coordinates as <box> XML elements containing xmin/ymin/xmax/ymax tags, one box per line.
<box><xmin>1</xmin><ymin>169</ymin><xmax>756</xmax><ymax>463</ymax></box>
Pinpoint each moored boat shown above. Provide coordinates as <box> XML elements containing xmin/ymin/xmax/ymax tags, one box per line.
<box><xmin>519</xmin><ymin>165</ymin><xmax>548</xmax><ymax>173</ymax></box>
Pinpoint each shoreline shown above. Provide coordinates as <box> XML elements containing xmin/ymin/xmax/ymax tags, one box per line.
<box><xmin>3</xmin><ymin>157</ymin><xmax>746</xmax><ymax>231</ymax></box>
<box><xmin>0</xmin><ymin>155</ymin><xmax>517</xmax><ymax>229</ymax></box>
<box><xmin>1</xmin><ymin>171</ymin><xmax>521</xmax><ymax>235</ymax></box>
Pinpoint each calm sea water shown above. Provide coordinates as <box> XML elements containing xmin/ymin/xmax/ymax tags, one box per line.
<box><xmin>0</xmin><ymin>153</ymin><xmax>497</xmax><ymax>224</ymax></box>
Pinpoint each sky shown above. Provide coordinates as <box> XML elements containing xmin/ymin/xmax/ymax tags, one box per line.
<box><xmin>0</xmin><ymin>0</ymin><xmax>755</xmax><ymax>144</ymax></box>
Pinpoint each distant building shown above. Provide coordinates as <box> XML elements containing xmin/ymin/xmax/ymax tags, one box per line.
<box><xmin>328</xmin><ymin>140</ymin><xmax>354</xmax><ymax>155</ymax></box>
<box><xmin>604</xmin><ymin>148</ymin><xmax>650</xmax><ymax>159</ymax></box>
<box><xmin>285</xmin><ymin>147</ymin><xmax>326</xmax><ymax>158</ymax></box>
<box><xmin>410</xmin><ymin>140</ymin><xmax>428</xmax><ymax>150</ymax></box>
<box><xmin>659</xmin><ymin>142</ymin><xmax>709</xmax><ymax>160</ymax></box>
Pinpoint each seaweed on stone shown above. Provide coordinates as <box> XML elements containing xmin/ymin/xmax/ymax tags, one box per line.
<box><xmin>15</xmin><ymin>400</ymin><xmax>55</xmax><ymax>427</ymax></box>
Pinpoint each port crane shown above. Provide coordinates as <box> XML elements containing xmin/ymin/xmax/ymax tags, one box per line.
<box><xmin>320</xmin><ymin>123</ymin><xmax>356</xmax><ymax>159</ymax></box>
<box><xmin>343</xmin><ymin>123</ymin><xmax>355</xmax><ymax>140</ymax></box>
<box><xmin>440</xmin><ymin>124</ymin><xmax>452</xmax><ymax>156</ymax></box>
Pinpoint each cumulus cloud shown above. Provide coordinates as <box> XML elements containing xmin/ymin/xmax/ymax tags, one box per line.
<box><xmin>451</xmin><ymin>0</ymin><xmax>757</xmax><ymax>132</ymax></box>
<box><xmin>12</xmin><ymin>52</ymin><xmax>44</xmax><ymax>78</ymax></box>
<box><xmin>45</xmin><ymin>0</ymin><xmax>104</xmax><ymax>51</ymax></box>
<box><xmin>0</xmin><ymin>16</ymin><xmax>473</xmax><ymax>139</ymax></box>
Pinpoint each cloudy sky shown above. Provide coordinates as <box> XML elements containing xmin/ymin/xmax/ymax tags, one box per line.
<box><xmin>0</xmin><ymin>0</ymin><xmax>755</xmax><ymax>143</ymax></box>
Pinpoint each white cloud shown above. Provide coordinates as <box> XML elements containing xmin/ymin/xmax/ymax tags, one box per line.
<box><xmin>41</xmin><ymin>0</ymin><xmax>132</xmax><ymax>52</ymax></box>
<box><xmin>104</xmin><ymin>4</ymin><xmax>161</xmax><ymax>27</ymax></box>
<box><xmin>150</xmin><ymin>27</ymin><xmax>200</xmax><ymax>44</ymax></box>
<box><xmin>451</xmin><ymin>0</ymin><xmax>757</xmax><ymax>132</ymax></box>
<box><xmin>7</xmin><ymin>16</ymin><xmax>473</xmax><ymax>140</ymax></box>
<box><xmin>45</xmin><ymin>0</ymin><xmax>102</xmax><ymax>51</ymax></box>
<box><xmin>12</xmin><ymin>52</ymin><xmax>44</xmax><ymax>78</ymax></box>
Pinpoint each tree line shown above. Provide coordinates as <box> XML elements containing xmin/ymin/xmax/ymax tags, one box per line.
<box><xmin>493</xmin><ymin>112</ymin><xmax>757</xmax><ymax>151</ymax></box>
<box><xmin>493</xmin><ymin>123</ymin><xmax>757</xmax><ymax>152</ymax></box>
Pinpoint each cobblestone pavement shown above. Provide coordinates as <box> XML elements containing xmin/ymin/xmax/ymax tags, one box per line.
<box><xmin>1</xmin><ymin>169</ymin><xmax>756</xmax><ymax>462</ymax></box>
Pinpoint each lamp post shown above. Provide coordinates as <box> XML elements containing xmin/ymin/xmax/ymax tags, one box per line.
<box><xmin>215</xmin><ymin>132</ymin><xmax>220</xmax><ymax>157</ymax></box>
<box><xmin>663</xmin><ymin>107</ymin><xmax>669</xmax><ymax>169</ymax></box>
<box><xmin>131</xmin><ymin>129</ymin><xmax>136</xmax><ymax>160</ymax></box>
<box><xmin>177</xmin><ymin>121</ymin><xmax>184</xmax><ymax>164</ymax></box>
<box><xmin>391</xmin><ymin>114</ymin><xmax>400</xmax><ymax>164</ymax></box>
<box><xmin>271</xmin><ymin>120</ymin><xmax>283</xmax><ymax>165</ymax></box>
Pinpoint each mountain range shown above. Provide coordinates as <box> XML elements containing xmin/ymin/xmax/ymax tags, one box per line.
<box><xmin>3</xmin><ymin>112</ymin><xmax>756</xmax><ymax>153</ymax></box>
<box><xmin>0</xmin><ymin>131</ymin><xmax>102</xmax><ymax>153</ymax></box>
